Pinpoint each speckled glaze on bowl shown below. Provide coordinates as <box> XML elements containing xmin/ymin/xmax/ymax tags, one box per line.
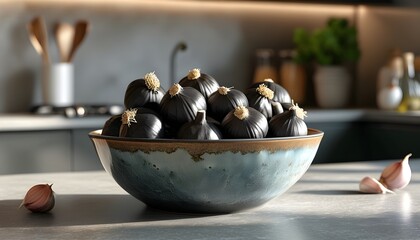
<box><xmin>89</xmin><ymin>129</ymin><xmax>323</xmax><ymax>213</ymax></box>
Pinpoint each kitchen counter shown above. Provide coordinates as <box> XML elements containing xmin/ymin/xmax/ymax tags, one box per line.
<box><xmin>0</xmin><ymin>114</ymin><xmax>109</xmax><ymax>132</ymax></box>
<box><xmin>1</xmin><ymin>159</ymin><xmax>419</xmax><ymax>240</ymax></box>
<box><xmin>306</xmin><ymin>109</ymin><xmax>420</xmax><ymax>124</ymax></box>
<box><xmin>2</xmin><ymin>109</ymin><xmax>420</xmax><ymax>132</ymax></box>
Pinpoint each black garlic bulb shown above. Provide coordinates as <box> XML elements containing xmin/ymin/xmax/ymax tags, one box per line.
<box><xmin>281</xmin><ymin>102</ymin><xmax>293</xmax><ymax>111</ymax></box>
<box><xmin>124</xmin><ymin>72</ymin><xmax>166</xmax><ymax>111</ymax></box>
<box><xmin>245</xmin><ymin>83</ymin><xmax>274</xmax><ymax>119</ymax></box>
<box><xmin>102</xmin><ymin>114</ymin><xmax>122</xmax><ymax>136</ymax></box>
<box><xmin>177</xmin><ymin>110</ymin><xmax>222</xmax><ymax>140</ymax></box>
<box><xmin>179</xmin><ymin>68</ymin><xmax>220</xmax><ymax>99</ymax></box>
<box><xmin>271</xmin><ymin>102</ymin><xmax>284</xmax><ymax>116</ymax></box>
<box><xmin>160</xmin><ymin>83</ymin><xmax>207</xmax><ymax>128</ymax></box>
<box><xmin>119</xmin><ymin>108</ymin><xmax>164</xmax><ymax>139</ymax></box>
<box><xmin>207</xmin><ymin>86</ymin><xmax>249</xmax><ymax>122</ymax></box>
<box><xmin>250</xmin><ymin>79</ymin><xmax>291</xmax><ymax>103</ymax></box>
<box><xmin>222</xmin><ymin>105</ymin><xmax>268</xmax><ymax>139</ymax></box>
<box><xmin>269</xmin><ymin>101</ymin><xmax>308</xmax><ymax>137</ymax></box>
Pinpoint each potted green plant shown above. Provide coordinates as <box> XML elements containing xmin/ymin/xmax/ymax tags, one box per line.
<box><xmin>293</xmin><ymin>18</ymin><xmax>360</xmax><ymax>108</ymax></box>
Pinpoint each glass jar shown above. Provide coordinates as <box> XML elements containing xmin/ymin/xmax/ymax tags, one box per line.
<box><xmin>252</xmin><ymin>49</ymin><xmax>277</xmax><ymax>84</ymax></box>
<box><xmin>278</xmin><ymin>50</ymin><xmax>306</xmax><ymax>104</ymax></box>
<box><xmin>398</xmin><ymin>52</ymin><xmax>420</xmax><ymax>111</ymax></box>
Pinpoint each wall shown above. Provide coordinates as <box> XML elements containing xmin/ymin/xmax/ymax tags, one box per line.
<box><xmin>1</xmin><ymin>1</ymin><xmax>419</xmax><ymax>113</ymax></box>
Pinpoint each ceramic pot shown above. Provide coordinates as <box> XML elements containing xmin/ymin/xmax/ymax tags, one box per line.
<box><xmin>314</xmin><ymin>65</ymin><xmax>351</xmax><ymax>108</ymax></box>
<box><xmin>42</xmin><ymin>63</ymin><xmax>74</xmax><ymax>106</ymax></box>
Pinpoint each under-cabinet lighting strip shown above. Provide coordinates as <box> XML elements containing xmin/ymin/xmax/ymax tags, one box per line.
<box><xmin>8</xmin><ymin>0</ymin><xmax>355</xmax><ymax>15</ymax></box>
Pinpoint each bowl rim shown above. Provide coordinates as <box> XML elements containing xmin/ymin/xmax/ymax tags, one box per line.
<box><xmin>89</xmin><ymin>128</ymin><xmax>324</xmax><ymax>143</ymax></box>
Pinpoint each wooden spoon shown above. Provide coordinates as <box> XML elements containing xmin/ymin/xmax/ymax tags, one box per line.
<box><xmin>54</xmin><ymin>22</ymin><xmax>75</xmax><ymax>62</ymax></box>
<box><xmin>28</xmin><ymin>17</ymin><xmax>50</xmax><ymax>64</ymax></box>
<box><xmin>27</xmin><ymin>23</ymin><xmax>43</xmax><ymax>61</ymax></box>
<box><xmin>68</xmin><ymin>20</ymin><xmax>89</xmax><ymax>62</ymax></box>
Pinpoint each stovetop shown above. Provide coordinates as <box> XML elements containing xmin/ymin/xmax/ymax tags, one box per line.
<box><xmin>31</xmin><ymin>104</ymin><xmax>124</xmax><ymax>118</ymax></box>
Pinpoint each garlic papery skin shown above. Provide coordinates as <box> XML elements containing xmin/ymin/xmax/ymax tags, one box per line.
<box><xmin>379</xmin><ymin>153</ymin><xmax>412</xmax><ymax>190</ymax></box>
<box><xmin>359</xmin><ymin>176</ymin><xmax>394</xmax><ymax>194</ymax></box>
<box><xmin>20</xmin><ymin>184</ymin><xmax>55</xmax><ymax>213</ymax></box>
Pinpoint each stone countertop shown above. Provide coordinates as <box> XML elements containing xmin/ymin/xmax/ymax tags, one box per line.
<box><xmin>306</xmin><ymin>108</ymin><xmax>420</xmax><ymax>124</ymax></box>
<box><xmin>0</xmin><ymin>159</ymin><xmax>419</xmax><ymax>240</ymax></box>
<box><xmin>1</xmin><ymin>109</ymin><xmax>420</xmax><ymax>132</ymax></box>
<box><xmin>0</xmin><ymin>114</ymin><xmax>109</xmax><ymax>131</ymax></box>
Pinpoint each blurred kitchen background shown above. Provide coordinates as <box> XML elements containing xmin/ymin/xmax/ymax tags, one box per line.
<box><xmin>4</xmin><ymin>0</ymin><xmax>420</xmax><ymax>111</ymax></box>
<box><xmin>1</xmin><ymin>0</ymin><xmax>420</xmax><ymax>174</ymax></box>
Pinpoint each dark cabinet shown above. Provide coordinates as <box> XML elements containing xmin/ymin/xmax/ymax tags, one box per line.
<box><xmin>0</xmin><ymin>131</ymin><xmax>72</xmax><ymax>174</ymax></box>
<box><xmin>365</xmin><ymin>122</ymin><xmax>420</xmax><ymax>160</ymax></box>
<box><xmin>308</xmin><ymin>122</ymin><xmax>366</xmax><ymax>163</ymax></box>
<box><xmin>0</xmin><ymin>129</ymin><xmax>102</xmax><ymax>174</ymax></box>
<box><xmin>308</xmin><ymin>121</ymin><xmax>420</xmax><ymax>164</ymax></box>
<box><xmin>72</xmin><ymin>129</ymin><xmax>103</xmax><ymax>171</ymax></box>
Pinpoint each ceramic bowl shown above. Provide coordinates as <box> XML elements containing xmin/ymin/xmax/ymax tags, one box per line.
<box><xmin>89</xmin><ymin>129</ymin><xmax>323</xmax><ymax>213</ymax></box>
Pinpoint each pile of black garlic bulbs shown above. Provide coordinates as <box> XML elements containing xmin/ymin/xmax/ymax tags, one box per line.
<box><xmin>102</xmin><ymin>69</ymin><xmax>308</xmax><ymax>140</ymax></box>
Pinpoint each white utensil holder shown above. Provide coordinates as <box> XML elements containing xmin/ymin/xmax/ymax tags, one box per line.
<box><xmin>42</xmin><ymin>63</ymin><xmax>74</xmax><ymax>106</ymax></box>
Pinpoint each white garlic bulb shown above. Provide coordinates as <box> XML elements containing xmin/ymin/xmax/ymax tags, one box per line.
<box><xmin>359</xmin><ymin>176</ymin><xmax>394</xmax><ymax>194</ymax></box>
<box><xmin>379</xmin><ymin>153</ymin><xmax>412</xmax><ymax>190</ymax></box>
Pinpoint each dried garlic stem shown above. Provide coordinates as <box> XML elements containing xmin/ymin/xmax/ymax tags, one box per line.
<box><xmin>218</xmin><ymin>86</ymin><xmax>233</xmax><ymax>95</ymax></box>
<box><xmin>289</xmin><ymin>100</ymin><xmax>307</xmax><ymax>120</ymax></box>
<box><xmin>144</xmin><ymin>72</ymin><xmax>160</xmax><ymax>91</ymax></box>
<box><xmin>187</xmin><ymin>68</ymin><xmax>201</xmax><ymax>80</ymax></box>
<box><xmin>169</xmin><ymin>83</ymin><xmax>183</xmax><ymax>97</ymax></box>
<box><xmin>234</xmin><ymin>106</ymin><xmax>249</xmax><ymax>120</ymax></box>
<box><xmin>256</xmin><ymin>84</ymin><xmax>274</xmax><ymax>100</ymax></box>
<box><xmin>122</xmin><ymin>109</ymin><xmax>138</xmax><ymax>127</ymax></box>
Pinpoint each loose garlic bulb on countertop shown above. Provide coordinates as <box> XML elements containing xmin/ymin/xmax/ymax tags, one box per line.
<box><xmin>380</xmin><ymin>153</ymin><xmax>412</xmax><ymax>190</ymax></box>
<box><xmin>20</xmin><ymin>184</ymin><xmax>55</xmax><ymax>213</ymax></box>
<box><xmin>359</xmin><ymin>176</ymin><xmax>394</xmax><ymax>194</ymax></box>
<box><xmin>359</xmin><ymin>153</ymin><xmax>412</xmax><ymax>194</ymax></box>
